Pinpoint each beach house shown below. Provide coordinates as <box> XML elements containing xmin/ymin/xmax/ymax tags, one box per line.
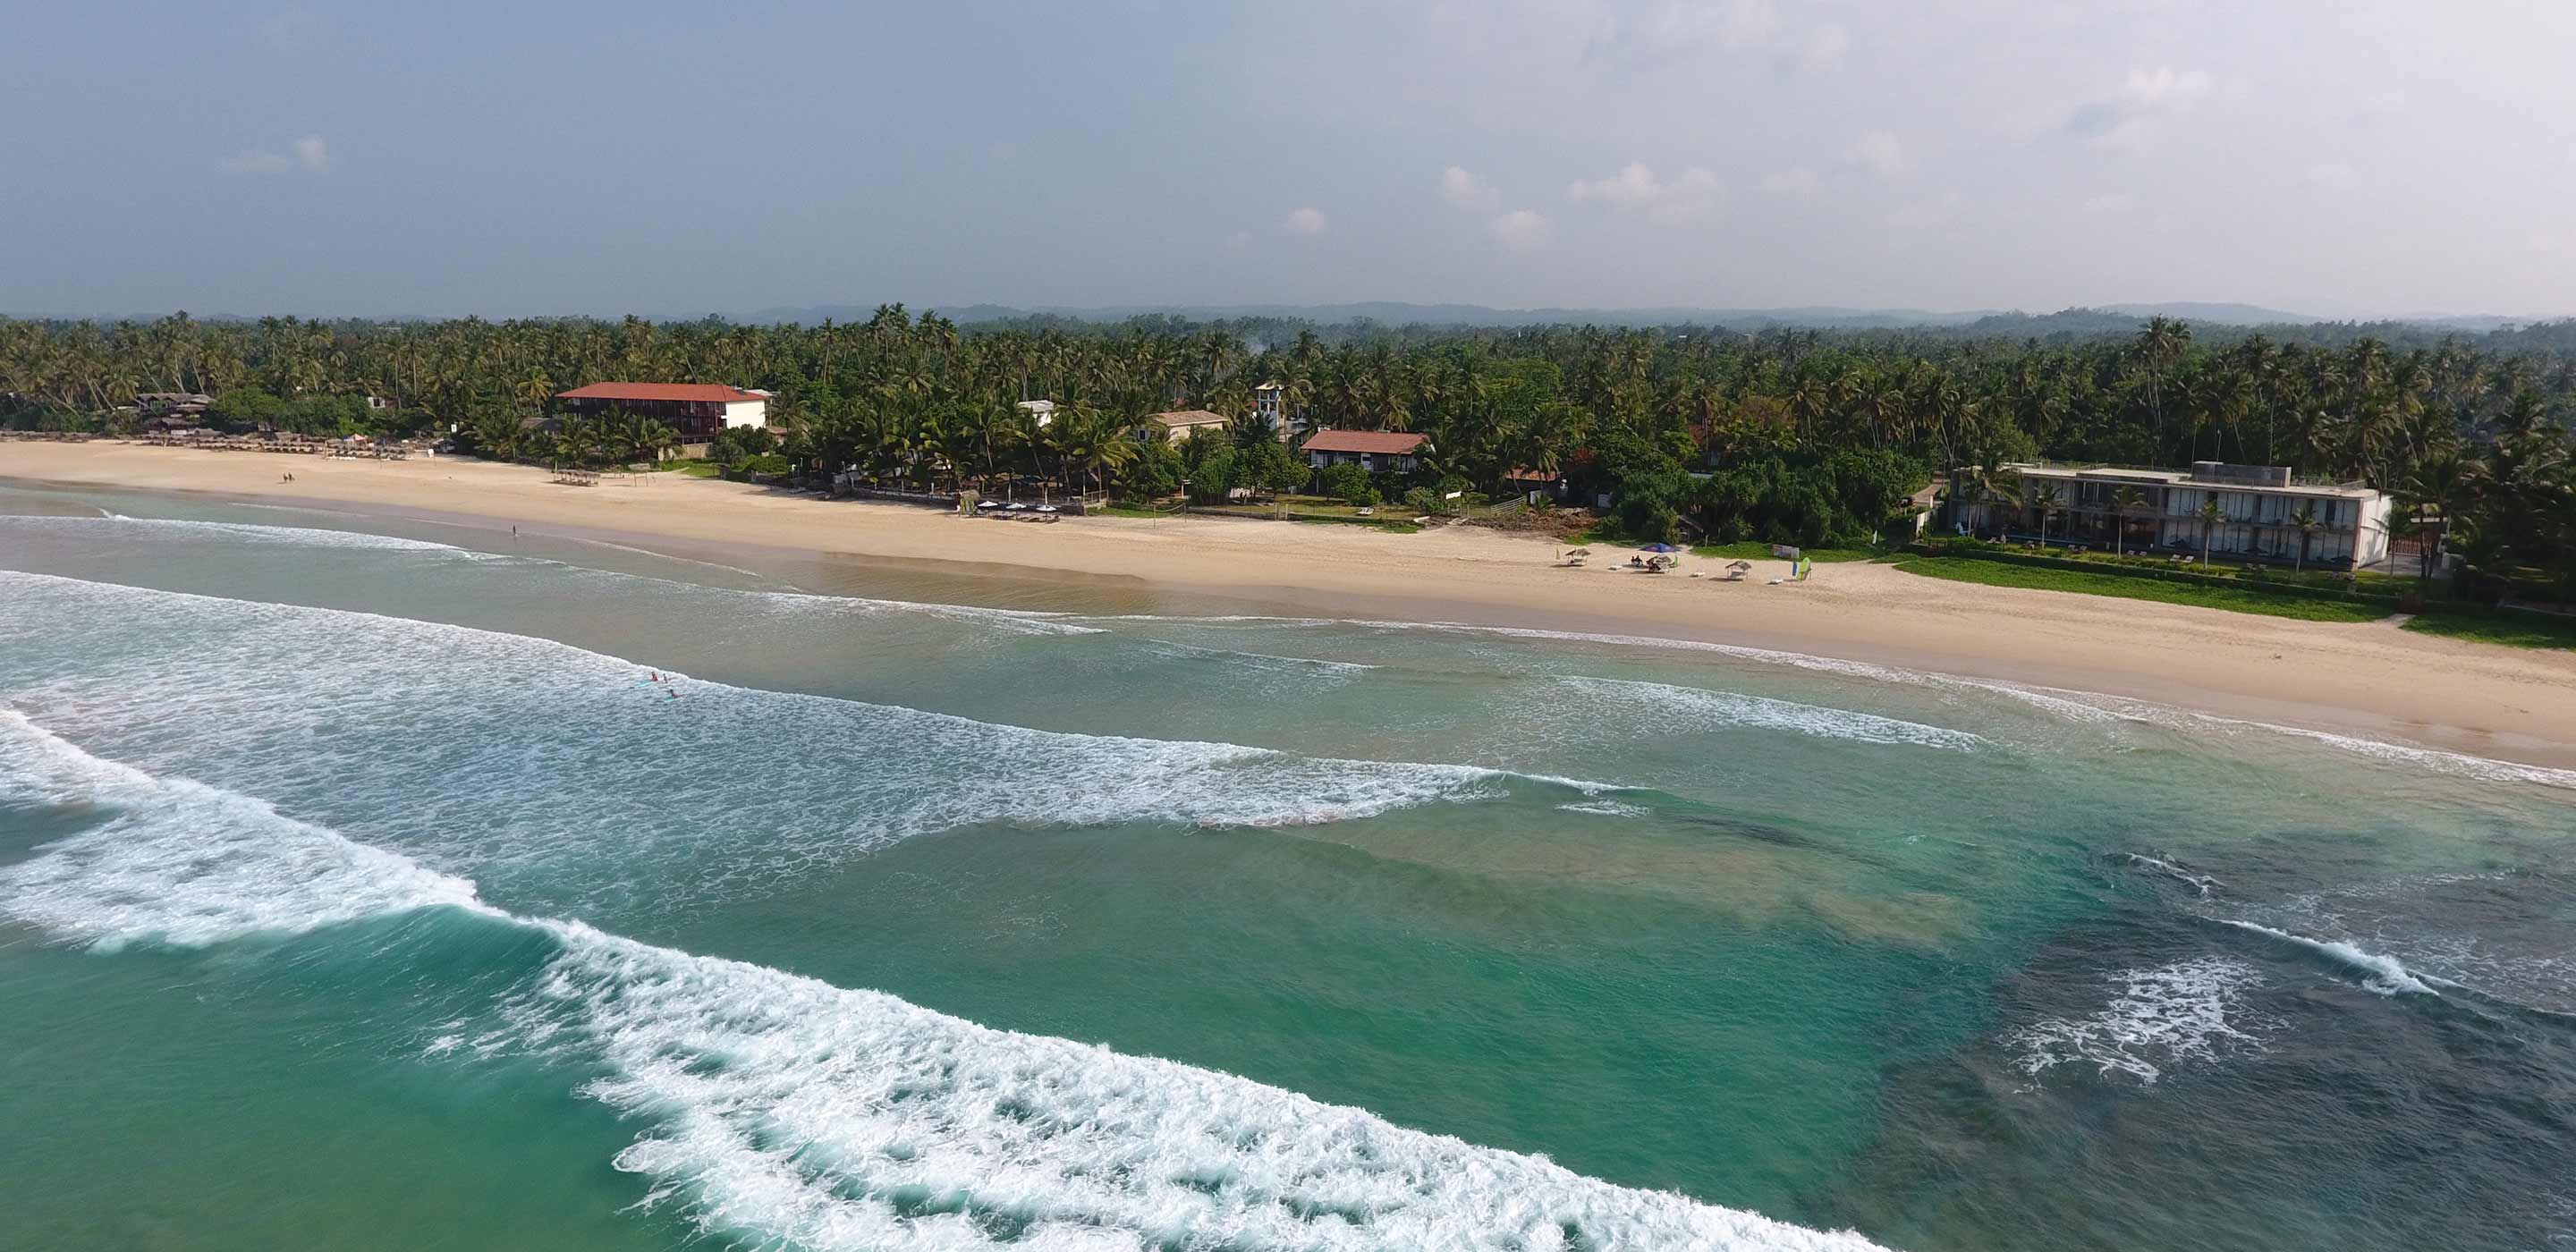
<box><xmin>1302</xmin><ymin>430</ymin><xmax>1428</xmax><ymax>474</ymax></box>
<box><xmin>1962</xmin><ymin>461</ymin><xmax>2394</xmax><ymax>568</ymax></box>
<box><xmin>555</xmin><ymin>383</ymin><xmax>769</xmax><ymax>442</ymax></box>
<box><xmin>1143</xmin><ymin>409</ymin><xmax>1231</xmax><ymax>443</ymax></box>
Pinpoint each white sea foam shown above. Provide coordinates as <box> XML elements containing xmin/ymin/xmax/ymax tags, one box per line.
<box><xmin>0</xmin><ymin>717</ymin><xmax>1888</xmax><ymax>1252</ymax></box>
<box><xmin>0</xmin><ymin>711</ymin><xmax>486</xmax><ymax>949</ymax></box>
<box><xmin>1558</xmin><ymin>798</ymin><xmax>1650</xmax><ymax>817</ymax></box>
<box><xmin>503</xmin><ymin>922</ymin><xmax>1894</xmax><ymax>1252</ymax></box>
<box><xmin>1133</xmin><ymin>638</ymin><xmax>1377</xmax><ymax>673</ymax></box>
<box><xmin>1080</xmin><ymin>611</ymin><xmax>2576</xmax><ymax>792</ymax></box>
<box><xmin>2009</xmin><ymin>957</ymin><xmax>2273</xmax><ymax>1084</ymax></box>
<box><xmin>2117</xmin><ymin>853</ymin><xmax>2222</xmax><ymax>897</ymax></box>
<box><xmin>2219</xmin><ymin>920</ymin><xmax>2443</xmax><ymax>996</ymax></box>
<box><xmin>0</xmin><ymin>572</ymin><xmax>1601</xmax><ymax>905</ymax></box>
<box><xmin>8</xmin><ymin>512</ymin><xmax>486</xmax><ymax>554</ymax></box>
<box><xmin>1558</xmin><ymin>675</ymin><xmax>1982</xmax><ymax>750</ymax></box>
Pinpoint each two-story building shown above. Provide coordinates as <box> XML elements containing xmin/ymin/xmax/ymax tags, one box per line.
<box><xmin>1962</xmin><ymin>461</ymin><xmax>2394</xmax><ymax>568</ymax></box>
<box><xmin>1302</xmin><ymin>429</ymin><xmax>1428</xmax><ymax>474</ymax></box>
<box><xmin>555</xmin><ymin>383</ymin><xmax>768</xmax><ymax>441</ymax></box>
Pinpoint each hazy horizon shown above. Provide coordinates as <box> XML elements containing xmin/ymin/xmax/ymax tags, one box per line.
<box><xmin>7</xmin><ymin>1</ymin><xmax>2574</xmax><ymax>321</ymax></box>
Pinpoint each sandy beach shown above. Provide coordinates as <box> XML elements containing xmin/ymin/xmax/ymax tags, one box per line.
<box><xmin>10</xmin><ymin>438</ymin><xmax>2576</xmax><ymax>769</ymax></box>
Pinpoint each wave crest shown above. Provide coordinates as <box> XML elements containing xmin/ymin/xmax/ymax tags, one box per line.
<box><xmin>0</xmin><ymin>715</ymin><xmax>1887</xmax><ymax>1252</ymax></box>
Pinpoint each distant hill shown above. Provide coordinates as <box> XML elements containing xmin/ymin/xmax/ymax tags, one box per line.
<box><xmin>743</xmin><ymin>301</ymin><xmax>2009</xmax><ymax>329</ymax></box>
<box><xmin>2099</xmin><ymin>302</ymin><xmax>2320</xmax><ymax>326</ymax></box>
<box><xmin>742</xmin><ymin>300</ymin><xmax>2377</xmax><ymax>331</ymax></box>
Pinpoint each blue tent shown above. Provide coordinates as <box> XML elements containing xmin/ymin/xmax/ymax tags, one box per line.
<box><xmin>1637</xmin><ymin>543</ymin><xmax>1681</xmax><ymax>553</ymax></box>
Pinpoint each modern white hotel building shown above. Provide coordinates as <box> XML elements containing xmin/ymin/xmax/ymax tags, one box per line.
<box><xmin>1960</xmin><ymin>461</ymin><xmax>2396</xmax><ymax>569</ymax></box>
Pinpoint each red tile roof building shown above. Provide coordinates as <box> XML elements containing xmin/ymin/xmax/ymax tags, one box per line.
<box><xmin>1301</xmin><ymin>429</ymin><xmax>1428</xmax><ymax>471</ymax></box>
<box><xmin>555</xmin><ymin>383</ymin><xmax>770</xmax><ymax>439</ymax></box>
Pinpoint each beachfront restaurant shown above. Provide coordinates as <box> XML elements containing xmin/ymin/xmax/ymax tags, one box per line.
<box><xmin>1962</xmin><ymin>461</ymin><xmax>2394</xmax><ymax>569</ymax></box>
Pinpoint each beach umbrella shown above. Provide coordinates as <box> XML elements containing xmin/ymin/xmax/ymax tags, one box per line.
<box><xmin>1638</xmin><ymin>543</ymin><xmax>1680</xmax><ymax>553</ymax></box>
<box><xmin>1564</xmin><ymin>546</ymin><xmax>1592</xmax><ymax>556</ymax></box>
<box><xmin>1036</xmin><ymin>504</ymin><xmax>1060</xmax><ymax>513</ymax></box>
<box><xmin>977</xmin><ymin>499</ymin><xmax>1003</xmax><ymax>510</ymax></box>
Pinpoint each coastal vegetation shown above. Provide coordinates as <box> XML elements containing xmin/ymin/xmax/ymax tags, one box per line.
<box><xmin>3</xmin><ymin>309</ymin><xmax>2572</xmax><ymax>608</ymax></box>
<box><xmin>1891</xmin><ymin>556</ymin><xmax>2394</xmax><ymax>622</ymax></box>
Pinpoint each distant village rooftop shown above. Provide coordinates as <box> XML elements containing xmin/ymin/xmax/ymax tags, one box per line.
<box><xmin>556</xmin><ymin>383</ymin><xmax>768</xmax><ymax>404</ymax></box>
<box><xmin>1148</xmin><ymin>409</ymin><xmax>1229</xmax><ymax>428</ymax></box>
<box><xmin>1301</xmin><ymin>429</ymin><xmax>1427</xmax><ymax>455</ymax></box>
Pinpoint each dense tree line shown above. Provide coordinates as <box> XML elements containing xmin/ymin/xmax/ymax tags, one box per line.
<box><xmin>3</xmin><ymin>309</ymin><xmax>2571</xmax><ymax>592</ymax></box>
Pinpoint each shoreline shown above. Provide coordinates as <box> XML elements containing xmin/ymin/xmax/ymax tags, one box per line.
<box><xmin>9</xmin><ymin>440</ymin><xmax>2576</xmax><ymax>771</ymax></box>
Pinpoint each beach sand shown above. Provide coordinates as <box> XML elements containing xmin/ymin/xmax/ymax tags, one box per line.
<box><xmin>10</xmin><ymin>439</ymin><xmax>2576</xmax><ymax>769</ymax></box>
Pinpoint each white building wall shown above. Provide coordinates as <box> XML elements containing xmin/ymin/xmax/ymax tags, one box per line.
<box><xmin>721</xmin><ymin>399</ymin><xmax>768</xmax><ymax>429</ymax></box>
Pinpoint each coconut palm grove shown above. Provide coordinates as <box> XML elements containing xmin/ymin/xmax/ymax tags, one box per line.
<box><xmin>4</xmin><ymin>308</ymin><xmax>2572</xmax><ymax>599</ymax></box>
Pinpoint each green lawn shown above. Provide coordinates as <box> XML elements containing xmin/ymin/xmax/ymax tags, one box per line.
<box><xmin>1892</xmin><ymin>557</ymin><xmax>2391</xmax><ymax>622</ymax></box>
<box><xmin>1689</xmin><ymin>541</ymin><xmax>1884</xmax><ymax>563</ymax></box>
<box><xmin>2401</xmin><ymin>612</ymin><xmax>2576</xmax><ymax>651</ymax></box>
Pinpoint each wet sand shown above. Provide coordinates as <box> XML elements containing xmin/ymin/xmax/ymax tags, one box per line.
<box><xmin>9</xmin><ymin>439</ymin><xmax>2575</xmax><ymax>769</ymax></box>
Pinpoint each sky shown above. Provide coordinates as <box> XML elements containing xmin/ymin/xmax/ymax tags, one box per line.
<box><xmin>6</xmin><ymin>0</ymin><xmax>2576</xmax><ymax>320</ymax></box>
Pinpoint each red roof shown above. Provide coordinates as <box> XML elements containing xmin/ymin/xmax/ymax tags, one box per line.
<box><xmin>1504</xmin><ymin>466</ymin><xmax>1563</xmax><ymax>482</ymax></box>
<box><xmin>556</xmin><ymin>382</ymin><xmax>766</xmax><ymax>403</ymax></box>
<box><xmin>1303</xmin><ymin>430</ymin><xmax>1427</xmax><ymax>455</ymax></box>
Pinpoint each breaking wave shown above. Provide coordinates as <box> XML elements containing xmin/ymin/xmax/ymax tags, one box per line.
<box><xmin>1075</xmin><ymin>612</ymin><xmax>2576</xmax><ymax>791</ymax></box>
<box><xmin>2008</xmin><ymin>956</ymin><xmax>2274</xmax><ymax>1085</ymax></box>
<box><xmin>2218</xmin><ymin>920</ymin><xmax>2446</xmax><ymax>996</ymax></box>
<box><xmin>1557</xmin><ymin>675</ymin><xmax>1982</xmax><ymax>750</ymax></box>
<box><xmin>0</xmin><ymin>711</ymin><xmax>484</xmax><ymax>949</ymax></box>
<box><xmin>0</xmin><ymin>571</ymin><xmax>1613</xmax><ymax>910</ymax></box>
<box><xmin>4</xmin><ymin>512</ymin><xmax>485</xmax><ymax>554</ymax></box>
<box><xmin>2114</xmin><ymin>853</ymin><xmax>2223</xmax><ymax>897</ymax></box>
<box><xmin>0</xmin><ymin>714</ymin><xmax>1890</xmax><ymax>1252</ymax></box>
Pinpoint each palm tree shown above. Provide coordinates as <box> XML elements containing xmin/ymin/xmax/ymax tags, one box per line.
<box><xmin>2197</xmin><ymin>497</ymin><xmax>2225</xmax><ymax>566</ymax></box>
<box><xmin>2290</xmin><ymin>501</ymin><xmax>2320</xmax><ymax>571</ymax></box>
<box><xmin>2111</xmin><ymin>485</ymin><xmax>2147</xmax><ymax>557</ymax></box>
<box><xmin>2030</xmin><ymin>483</ymin><xmax>2062</xmax><ymax>546</ymax></box>
<box><xmin>2402</xmin><ymin>450</ymin><xmax>2475</xmax><ymax>588</ymax></box>
<box><xmin>2135</xmin><ymin>316</ymin><xmax>2192</xmax><ymax>457</ymax></box>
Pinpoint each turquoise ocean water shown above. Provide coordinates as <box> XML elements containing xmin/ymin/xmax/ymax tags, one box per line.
<box><xmin>3</xmin><ymin>482</ymin><xmax>2572</xmax><ymax>1251</ymax></box>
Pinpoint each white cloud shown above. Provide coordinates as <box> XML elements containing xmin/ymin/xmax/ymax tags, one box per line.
<box><xmin>1566</xmin><ymin>163</ymin><xmax>1721</xmax><ymax>223</ymax></box>
<box><xmin>1852</xmin><ymin>131</ymin><xmax>1905</xmax><ymax>176</ymax></box>
<box><xmin>1586</xmin><ymin>0</ymin><xmax>1783</xmax><ymax>66</ymax></box>
<box><xmin>2061</xmin><ymin>67</ymin><xmax>2216</xmax><ymax>149</ymax></box>
<box><xmin>1800</xmin><ymin>23</ymin><xmax>1849</xmax><ymax>72</ymax></box>
<box><xmin>2305</xmin><ymin>161</ymin><xmax>2359</xmax><ymax>190</ymax></box>
<box><xmin>1281</xmin><ymin>207</ymin><xmax>1328</xmax><ymax>235</ymax></box>
<box><xmin>1886</xmin><ymin>190</ymin><xmax>1965</xmax><ymax>228</ymax></box>
<box><xmin>1224</xmin><ymin>229</ymin><xmax>1254</xmax><ymax>251</ymax></box>
<box><xmin>257</xmin><ymin>8</ymin><xmax>316</xmax><ymax>53</ymax></box>
<box><xmin>2123</xmin><ymin>67</ymin><xmax>2215</xmax><ymax>106</ymax></box>
<box><xmin>220</xmin><ymin>134</ymin><xmax>328</xmax><ymax>175</ymax></box>
<box><xmin>1759</xmin><ymin>167</ymin><xmax>1818</xmax><ymax>195</ymax></box>
<box><xmin>1489</xmin><ymin>208</ymin><xmax>1553</xmax><ymax>250</ymax></box>
<box><xmin>2080</xmin><ymin>192</ymin><xmax>2136</xmax><ymax>214</ymax></box>
<box><xmin>1709</xmin><ymin>0</ymin><xmax>1781</xmax><ymax>49</ymax></box>
<box><xmin>1441</xmin><ymin>165</ymin><xmax>1500</xmax><ymax>212</ymax></box>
